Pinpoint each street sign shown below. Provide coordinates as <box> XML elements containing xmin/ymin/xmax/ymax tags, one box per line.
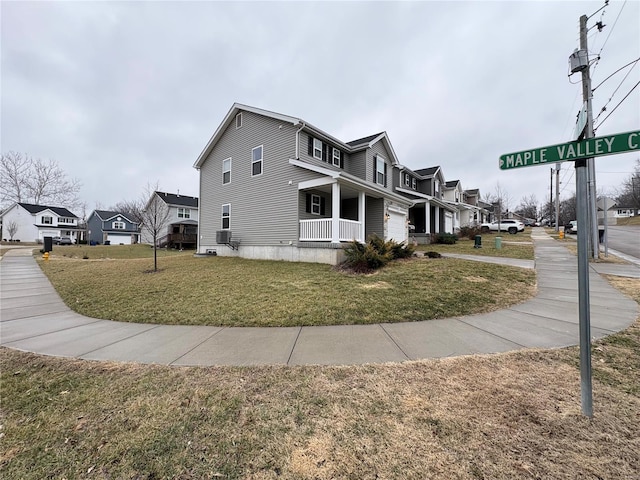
<box><xmin>499</xmin><ymin>130</ymin><xmax>640</xmax><ymax>170</ymax></box>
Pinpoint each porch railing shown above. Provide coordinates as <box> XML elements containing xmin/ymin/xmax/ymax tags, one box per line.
<box><xmin>299</xmin><ymin>219</ymin><xmax>362</xmax><ymax>242</ymax></box>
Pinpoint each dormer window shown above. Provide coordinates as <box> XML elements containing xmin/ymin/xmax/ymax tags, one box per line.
<box><xmin>404</xmin><ymin>173</ymin><xmax>410</xmax><ymax>186</ymax></box>
<box><xmin>412</xmin><ymin>178</ymin><xmax>417</xmax><ymax>189</ymax></box>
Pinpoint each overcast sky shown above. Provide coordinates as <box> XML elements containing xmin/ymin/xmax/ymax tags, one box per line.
<box><xmin>2</xmin><ymin>0</ymin><xmax>639</xmax><ymax>216</ymax></box>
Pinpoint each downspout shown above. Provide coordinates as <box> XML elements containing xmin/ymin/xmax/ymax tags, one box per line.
<box><xmin>295</xmin><ymin>122</ymin><xmax>306</xmax><ymax>159</ymax></box>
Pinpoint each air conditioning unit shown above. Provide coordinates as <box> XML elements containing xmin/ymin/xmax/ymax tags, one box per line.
<box><xmin>216</xmin><ymin>230</ymin><xmax>232</xmax><ymax>244</ymax></box>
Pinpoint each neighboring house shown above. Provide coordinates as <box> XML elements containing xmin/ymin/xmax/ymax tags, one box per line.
<box><xmin>463</xmin><ymin>189</ymin><xmax>491</xmax><ymax>224</ymax></box>
<box><xmin>0</xmin><ymin>202</ymin><xmax>80</xmax><ymax>243</ymax></box>
<box><xmin>614</xmin><ymin>207</ymin><xmax>638</xmax><ymax>218</ymax></box>
<box><xmin>394</xmin><ymin>165</ymin><xmax>457</xmax><ymax>242</ymax></box>
<box><xmin>141</xmin><ymin>192</ymin><xmax>199</xmax><ymax>249</ymax></box>
<box><xmin>87</xmin><ymin>210</ymin><xmax>140</xmax><ymax>245</ymax></box>
<box><xmin>193</xmin><ymin>103</ymin><xmax>413</xmax><ymax>264</ymax></box>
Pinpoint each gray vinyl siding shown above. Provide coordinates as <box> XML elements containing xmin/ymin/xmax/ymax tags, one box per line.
<box><xmin>366</xmin><ymin>141</ymin><xmax>395</xmax><ymax>192</ymax></box>
<box><xmin>298</xmin><ymin>189</ymin><xmax>333</xmax><ymax>221</ymax></box>
<box><xmin>346</xmin><ymin>150</ymin><xmax>367</xmax><ymax>179</ymax></box>
<box><xmin>365</xmin><ymin>196</ymin><xmax>384</xmax><ymax>239</ymax></box>
<box><xmin>199</xmin><ymin>112</ymin><xmax>322</xmax><ymax>247</ymax></box>
<box><xmin>88</xmin><ymin>213</ymin><xmax>138</xmax><ymax>244</ymax></box>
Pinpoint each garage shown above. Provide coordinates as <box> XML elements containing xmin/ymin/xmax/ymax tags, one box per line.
<box><xmin>106</xmin><ymin>234</ymin><xmax>132</xmax><ymax>245</ymax></box>
<box><xmin>387</xmin><ymin>209</ymin><xmax>408</xmax><ymax>243</ymax></box>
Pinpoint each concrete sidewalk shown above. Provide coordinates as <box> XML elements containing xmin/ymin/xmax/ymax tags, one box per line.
<box><xmin>1</xmin><ymin>230</ymin><xmax>638</xmax><ymax>366</ymax></box>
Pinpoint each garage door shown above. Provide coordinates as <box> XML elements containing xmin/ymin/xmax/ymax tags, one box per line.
<box><xmin>387</xmin><ymin>211</ymin><xmax>408</xmax><ymax>243</ymax></box>
<box><xmin>107</xmin><ymin>234</ymin><xmax>132</xmax><ymax>245</ymax></box>
<box><xmin>445</xmin><ymin>212</ymin><xmax>453</xmax><ymax>234</ymax></box>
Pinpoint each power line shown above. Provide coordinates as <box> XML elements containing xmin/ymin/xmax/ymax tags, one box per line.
<box><xmin>594</xmin><ymin>80</ymin><xmax>640</xmax><ymax>132</ymax></box>
<box><xmin>591</xmin><ymin>0</ymin><xmax>627</xmax><ymax>77</ymax></box>
<box><xmin>593</xmin><ymin>60</ymin><xmax>639</xmax><ymax>124</ymax></box>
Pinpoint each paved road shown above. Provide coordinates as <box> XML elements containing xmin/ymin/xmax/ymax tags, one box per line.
<box><xmin>602</xmin><ymin>225</ymin><xmax>640</xmax><ymax>261</ymax></box>
<box><xmin>1</xmin><ymin>229</ymin><xmax>638</xmax><ymax>366</ymax></box>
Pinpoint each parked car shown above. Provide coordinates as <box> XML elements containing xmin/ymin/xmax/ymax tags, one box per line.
<box><xmin>53</xmin><ymin>236</ymin><xmax>73</xmax><ymax>245</ymax></box>
<box><xmin>480</xmin><ymin>219</ymin><xmax>525</xmax><ymax>234</ymax></box>
<box><xmin>564</xmin><ymin>221</ymin><xmax>578</xmax><ymax>234</ymax></box>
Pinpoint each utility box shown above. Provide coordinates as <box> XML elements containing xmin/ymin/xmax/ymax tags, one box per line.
<box><xmin>474</xmin><ymin>235</ymin><xmax>482</xmax><ymax>249</ymax></box>
<box><xmin>43</xmin><ymin>236</ymin><xmax>53</xmax><ymax>253</ymax></box>
<box><xmin>569</xmin><ymin>48</ymin><xmax>589</xmax><ymax>73</ymax></box>
<box><xmin>495</xmin><ymin>236</ymin><xmax>502</xmax><ymax>250</ymax></box>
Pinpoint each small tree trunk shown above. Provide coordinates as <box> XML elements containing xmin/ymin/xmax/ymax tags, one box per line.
<box><xmin>153</xmin><ymin>235</ymin><xmax>158</xmax><ymax>272</ymax></box>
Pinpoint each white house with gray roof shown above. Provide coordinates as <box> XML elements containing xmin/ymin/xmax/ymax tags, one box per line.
<box><xmin>0</xmin><ymin>202</ymin><xmax>80</xmax><ymax>243</ymax></box>
<box><xmin>194</xmin><ymin>103</ymin><xmax>413</xmax><ymax>264</ymax></box>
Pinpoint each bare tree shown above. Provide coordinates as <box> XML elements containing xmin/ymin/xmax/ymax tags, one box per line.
<box><xmin>487</xmin><ymin>182</ymin><xmax>513</xmax><ymax>219</ymax></box>
<box><xmin>516</xmin><ymin>194</ymin><xmax>539</xmax><ymax>220</ymax></box>
<box><xmin>5</xmin><ymin>220</ymin><xmax>18</xmax><ymax>241</ymax></box>
<box><xmin>615</xmin><ymin>158</ymin><xmax>640</xmax><ymax>210</ymax></box>
<box><xmin>110</xmin><ymin>199</ymin><xmax>145</xmax><ymax>225</ymax></box>
<box><xmin>0</xmin><ymin>151</ymin><xmax>82</xmax><ymax>210</ymax></box>
<box><xmin>138</xmin><ymin>183</ymin><xmax>170</xmax><ymax>272</ymax></box>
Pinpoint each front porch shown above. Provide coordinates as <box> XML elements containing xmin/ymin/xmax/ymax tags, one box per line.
<box><xmin>299</xmin><ymin>218</ymin><xmax>362</xmax><ymax>242</ymax></box>
<box><xmin>298</xmin><ymin>180</ymin><xmax>368</xmax><ymax>243</ymax></box>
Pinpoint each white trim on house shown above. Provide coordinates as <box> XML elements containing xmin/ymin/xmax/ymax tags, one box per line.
<box><xmin>251</xmin><ymin>145</ymin><xmax>263</xmax><ymax>177</ymax></box>
<box><xmin>223</xmin><ymin>157</ymin><xmax>231</xmax><ymax>184</ymax></box>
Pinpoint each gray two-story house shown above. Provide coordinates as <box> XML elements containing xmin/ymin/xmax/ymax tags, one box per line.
<box><xmin>141</xmin><ymin>192</ymin><xmax>199</xmax><ymax>249</ymax></box>
<box><xmin>392</xmin><ymin>165</ymin><xmax>458</xmax><ymax>242</ymax></box>
<box><xmin>194</xmin><ymin>103</ymin><xmax>413</xmax><ymax>264</ymax></box>
<box><xmin>87</xmin><ymin>210</ymin><xmax>140</xmax><ymax>245</ymax></box>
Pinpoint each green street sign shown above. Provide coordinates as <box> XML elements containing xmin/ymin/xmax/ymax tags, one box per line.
<box><xmin>499</xmin><ymin>130</ymin><xmax>640</xmax><ymax>170</ymax></box>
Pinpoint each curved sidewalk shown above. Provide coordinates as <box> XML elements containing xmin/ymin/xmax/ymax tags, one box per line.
<box><xmin>1</xmin><ymin>230</ymin><xmax>638</xmax><ymax>366</ymax></box>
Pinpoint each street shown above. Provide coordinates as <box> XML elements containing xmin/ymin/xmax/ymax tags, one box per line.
<box><xmin>603</xmin><ymin>225</ymin><xmax>640</xmax><ymax>261</ymax></box>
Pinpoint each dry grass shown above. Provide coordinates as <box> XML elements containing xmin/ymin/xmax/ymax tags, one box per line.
<box><xmin>417</xmin><ymin>237</ymin><xmax>534</xmax><ymax>260</ymax></box>
<box><xmin>37</xmin><ymin>255</ymin><xmax>536</xmax><ymax>327</ymax></box>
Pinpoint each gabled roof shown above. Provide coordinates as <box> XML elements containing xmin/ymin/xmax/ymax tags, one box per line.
<box><xmin>93</xmin><ymin>210</ymin><xmax>138</xmax><ymax>224</ymax></box>
<box><xmin>464</xmin><ymin>188</ymin><xmax>480</xmax><ymax>196</ymax></box>
<box><xmin>18</xmin><ymin>203</ymin><xmax>78</xmax><ymax>218</ymax></box>
<box><xmin>414</xmin><ymin>166</ymin><xmax>440</xmax><ymax>177</ymax></box>
<box><xmin>444</xmin><ymin>180</ymin><xmax>461</xmax><ymax>188</ymax></box>
<box><xmin>152</xmin><ymin>192</ymin><xmax>199</xmax><ymax>208</ymax></box>
<box><xmin>346</xmin><ymin>132</ymin><xmax>385</xmax><ymax>147</ymax></box>
<box><xmin>194</xmin><ymin>103</ymin><xmax>400</xmax><ymax>168</ymax></box>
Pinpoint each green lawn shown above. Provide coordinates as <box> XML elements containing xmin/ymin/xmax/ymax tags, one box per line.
<box><xmin>417</xmin><ymin>235</ymin><xmax>534</xmax><ymax>260</ymax></box>
<box><xmin>38</xmin><ymin>253</ymin><xmax>535</xmax><ymax>327</ymax></box>
<box><xmin>1</xmin><ymin>277</ymin><xmax>638</xmax><ymax>479</ymax></box>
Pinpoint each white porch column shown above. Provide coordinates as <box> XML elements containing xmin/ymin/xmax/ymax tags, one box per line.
<box><xmin>425</xmin><ymin>202</ymin><xmax>431</xmax><ymax>234</ymax></box>
<box><xmin>358</xmin><ymin>191</ymin><xmax>366</xmax><ymax>242</ymax></box>
<box><xmin>331</xmin><ymin>182</ymin><xmax>340</xmax><ymax>243</ymax></box>
<box><xmin>435</xmin><ymin>206</ymin><xmax>441</xmax><ymax>233</ymax></box>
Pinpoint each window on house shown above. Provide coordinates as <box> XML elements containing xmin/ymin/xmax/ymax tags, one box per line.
<box><xmin>252</xmin><ymin>145</ymin><xmax>263</xmax><ymax>176</ymax></box>
<box><xmin>221</xmin><ymin>204</ymin><xmax>230</xmax><ymax>229</ymax></box>
<box><xmin>404</xmin><ymin>173</ymin><xmax>410</xmax><ymax>186</ymax></box>
<box><xmin>178</xmin><ymin>208</ymin><xmax>191</xmax><ymax>219</ymax></box>
<box><xmin>313</xmin><ymin>138</ymin><xmax>322</xmax><ymax>160</ymax></box>
<box><xmin>332</xmin><ymin>148</ymin><xmax>341</xmax><ymax>167</ymax></box>
<box><xmin>42</xmin><ymin>216</ymin><xmax>52</xmax><ymax>224</ymax></box>
<box><xmin>236</xmin><ymin>112</ymin><xmax>242</xmax><ymax>129</ymax></box>
<box><xmin>113</xmin><ymin>221</ymin><xmax>125</xmax><ymax>230</ymax></box>
<box><xmin>412</xmin><ymin>177</ymin><xmax>417</xmax><ymax>189</ymax></box>
<box><xmin>311</xmin><ymin>194</ymin><xmax>321</xmax><ymax>215</ymax></box>
<box><xmin>59</xmin><ymin>217</ymin><xmax>74</xmax><ymax>224</ymax></box>
<box><xmin>223</xmin><ymin>158</ymin><xmax>231</xmax><ymax>184</ymax></box>
<box><xmin>376</xmin><ymin>156</ymin><xmax>386</xmax><ymax>186</ymax></box>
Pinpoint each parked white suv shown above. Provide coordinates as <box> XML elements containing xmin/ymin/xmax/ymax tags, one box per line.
<box><xmin>480</xmin><ymin>219</ymin><xmax>525</xmax><ymax>234</ymax></box>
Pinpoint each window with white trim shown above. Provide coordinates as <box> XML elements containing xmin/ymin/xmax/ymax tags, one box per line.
<box><xmin>313</xmin><ymin>138</ymin><xmax>322</xmax><ymax>160</ymax></box>
<box><xmin>178</xmin><ymin>208</ymin><xmax>191</xmax><ymax>219</ymax></box>
<box><xmin>223</xmin><ymin>157</ymin><xmax>231</xmax><ymax>184</ymax></box>
<box><xmin>332</xmin><ymin>147</ymin><xmax>340</xmax><ymax>166</ymax></box>
<box><xmin>221</xmin><ymin>204</ymin><xmax>230</xmax><ymax>229</ymax></box>
<box><xmin>404</xmin><ymin>173</ymin><xmax>410</xmax><ymax>186</ymax></box>
<box><xmin>311</xmin><ymin>194</ymin><xmax>321</xmax><ymax>215</ymax></box>
<box><xmin>252</xmin><ymin>145</ymin><xmax>263</xmax><ymax>176</ymax></box>
<box><xmin>235</xmin><ymin>112</ymin><xmax>242</xmax><ymax>129</ymax></box>
<box><xmin>376</xmin><ymin>156</ymin><xmax>386</xmax><ymax>185</ymax></box>
<box><xmin>113</xmin><ymin>221</ymin><xmax>125</xmax><ymax>230</ymax></box>
<box><xmin>412</xmin><ymin>177</ymin><xmax>417</xmax><ymax>189</ymax></box>
<box><xmin>42</xmin><ymin>215</ymin><xmax>52</xmax><ymax>224</ymax></box>
<box><xmin>59</xmin><ymin>217</ymin><xmax>74</xmax><ymax>224</ymax></box>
